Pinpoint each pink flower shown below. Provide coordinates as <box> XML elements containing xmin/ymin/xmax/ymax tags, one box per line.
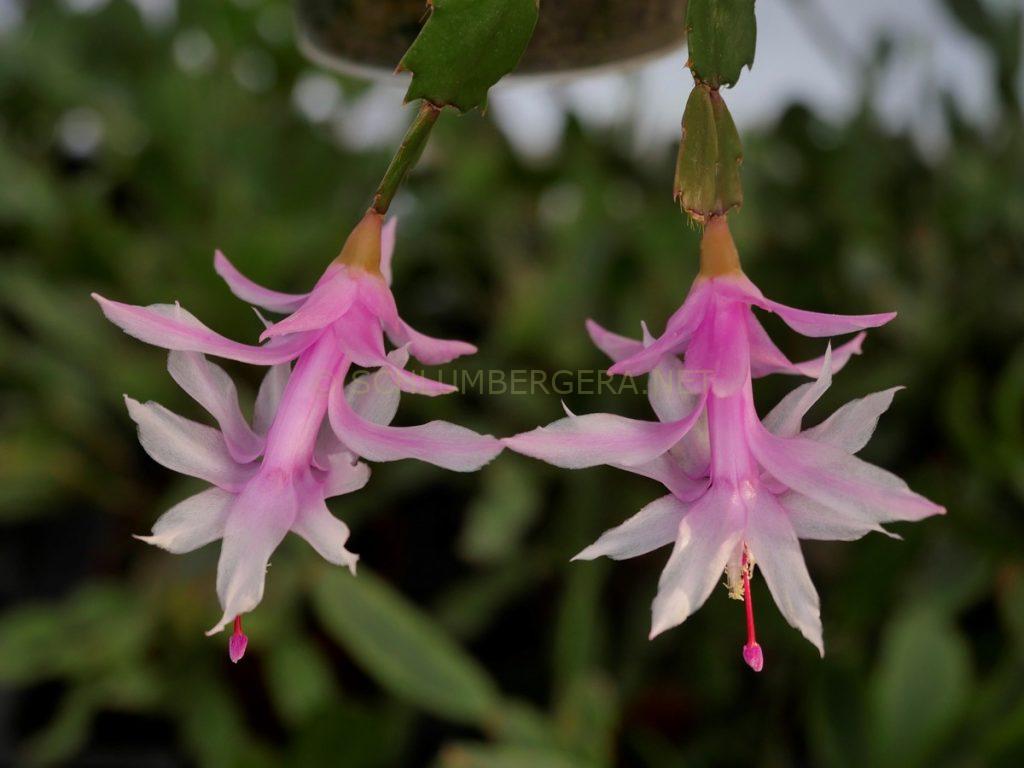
<box><xmin>94</xmin><ymin>210</ymin><xmax>501</xmax><ymax>659</ymax></box>
<box><xmin>504</xmin><ymin>218</ymin><xmax>943</xmax><ymax>668</ymax></box>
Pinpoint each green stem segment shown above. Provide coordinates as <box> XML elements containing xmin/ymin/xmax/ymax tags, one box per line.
<box><xmin>372</xmin><ymin>101</ymin><xmax>442</xmax><ymax>215</ymax></box>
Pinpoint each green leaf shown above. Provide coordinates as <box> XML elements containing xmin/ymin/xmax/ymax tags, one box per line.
<box><xmin>265</xmin><ymin>638</ymin><xmax>338</xmax><ymax>725</ymax></box>
<box><xmin>686</xmin><ymin>0</ymin><xmax>757</xmax><ymax>88</ymax></box>
<box><xmin>438</xmin><ymin>743</ymin><xmax>589</xmax><ymax>768</ymax></box>
<box><xmin>869</xmin><ymin>608</ymin><xmax>973</xmax><ymax>767</ymax></box>
<box><xmin>459</xmin><ymin>459</ymin><xmax>540</xmax><ymax>564</ymax></box>
<box><xmin>400</xmin><ymin>0</ymin><xmax>540</xmax><ymax>113</ymax></box>
<box><xmin>312</xmin><ymin>568</ymin><xmax>501</xmax><ymax>724</ymax></box>
<box><xmin>674</xmin><ymin>85</ymin><xmax>744</xmax><ymax>221</ymax></box>
<box><xmin>555</xmin><ymin>674</ymin><xmax>618</xmax><ymax>767</ymax></box>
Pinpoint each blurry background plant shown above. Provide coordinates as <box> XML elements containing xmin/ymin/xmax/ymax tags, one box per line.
<box><xmin>1</xmin><ymin>0</ymin><xmax>1022</xmax><ymax>766</ymax></box>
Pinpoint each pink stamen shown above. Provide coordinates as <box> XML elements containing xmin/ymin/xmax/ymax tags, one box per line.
<box><xmin>229</xmin><ymin>615</ymin><xmax>248</xmax><ymax>663</ymax></box>
<box><xmin>741</xmin><ymin>549</ymin><xmax>763</xmax><ymax>672</ymax></box>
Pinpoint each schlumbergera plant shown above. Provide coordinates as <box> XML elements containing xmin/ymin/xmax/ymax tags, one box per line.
<box><xmin>505</xmin><ymin>0</ymin><xmax>944</xmax><ymax>671</ymax></box>
<box><xmin>92</xmin><ymin>0</ymin><xmax>540</xmax><ymax>661</ymax></box>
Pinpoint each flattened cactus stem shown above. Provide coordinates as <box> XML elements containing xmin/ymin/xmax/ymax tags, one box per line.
<box><xmin>372</xmin><ymin>101</ymin><xmax>442</xmax><ymax>215</ymax></box>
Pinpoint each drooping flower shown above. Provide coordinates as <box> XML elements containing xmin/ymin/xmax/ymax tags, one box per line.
<box><xmin>504</xmin><ymin>217</ymin><xmax>943</xmax><ymax>668</ymax></box>
<box><xmin>94</xmin><ymin>210</ymin><xmax>501</xmax><ymax>659</ymax></box>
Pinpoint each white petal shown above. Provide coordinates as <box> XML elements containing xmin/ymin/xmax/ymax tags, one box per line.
<box><xmin>747</xmin><ymin>493</ymin><xmax>824</xmax><ymax>655</ymax></box>
<box><xmin>167</xmin><ymin>351</ymin><xmax>263</xmax><ymax>463</ymax></box>
<box><xmin>780</xmin><ymin>491</ymin><xmax>899</xmax><ymax>541</ymax></box>
<box><xmin>292</xmin><ymin>498</ymin><xmax>359</xmax><ymax>574</ymax></box>
<box><xmin>208</xmin><ymin>476</ymin><xmax>296</xmax><ymax>634</ymax></box>
<box><xmin>574</xmin><ymin>494</ymin><xmax>689</xmax><ymax>561</ymax></box>
<box><xmin>802</xmin><ymin>387</ymin><xmax>902</xmax><ymax>453</ymax></box>
<box><xmin>253</xmin><ymin>364</ymin><xmax>291</xmax><ymax>436</ymax></box>
<box><xmin>345</xmin><ymin>348</ymin><xmax>405</xmax><ymax>426</ymax></box>
<box><xmin>322</xmin><ymin>453</ymin><xmax>371</xmax><ymax>498</ymax></box>
<box><xmin>124</xmin><ymin>397</ymin><xmax>251</xmax><ymax>490</ymax></box>
<box><xmin>136</xmin><ymin>487</ymin><xmax>233</xmax><ymax>553</ymax></box>
<box><xmin>649</xmin><ymin>489</ymin><xmax>744</xmax><ymax>638</ymax></box>
<box><xmin>762</xmin><ymin>346</ymin><xmax>833</xmax><ymax>437</ymax></box>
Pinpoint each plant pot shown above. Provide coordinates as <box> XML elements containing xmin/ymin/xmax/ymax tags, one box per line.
<box><xmin>295</xmin><ymin>0</ymin><xmax>688</xmax><ymax>80</ymax></box>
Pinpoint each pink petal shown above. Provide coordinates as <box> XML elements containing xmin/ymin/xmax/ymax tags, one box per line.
<box><xmin>328</xmin><ymin>374</ymin><xmax>501</xmax><ymax>472</ymax></box>
<box><xmin>585</xmin><ymin>319</ymin><xmax>643</xmax><ymax>362</ymax></box>
<box><xmin>608</xmin><ymin>285</ymin><xmax>712</xmax><ymax>376</ymax></box>
<box><xmin>503</xmin><ymin>394</ymin><xmax>706</xmax><ymax>470</ymax></box>
<box><xmin>167</xmin><ymin>351</ymin><xmax>264</xmax><ymax>463</ymax></box>
<box><xmin>135</xmin><ymin>486</ymin><xmax>233</xmax><ymax>553</ymax></box>
<box><xmin>213</xmin><ymin>250</ymin><xmax>308</xmax><ymax>313</ymax></box>
<box><xmin>749</xmin><ymin>423</ymin><xmax>945</xmax><ymax>526</ymax></box>
<box><xmin>292</xmin><ymin>497</ymin><xmax>359</xmax><ymax>574</ymax></box>
<box><xmin>649</xmin><ymin>488</ymin><xmax>744</xmax><ymax>638</ymax></box>
<box><xmin>746</xmin><ymin>492</ymin><xmax>823</xmax><ymax>654</ymax></box>
<box><xmin>380</xmin><ymin>217</ymin><xmax>397</xmax><ymax>285</ymax></box>
<box><xmin>388</xmin><ymin>320</ymin><xmax>478</xmax><ymax>366</ymax></box>
<box><xmin>683</xmin><ymin>299</ymin><xmax>749</xmax><ymax>397</ymax></box>
<box><xmin>648</xmin><ymin>347</ymin><xmax>699</xmax><ymax>422</ymax></box>
<box><xmin>747</xmin><ymin>313</ymin><xmax>866</xmax><ymax>377</ymax></box>
<box><xmin>208</xmin><ymin>474</ymin><xmax>297</xmax><ymax>635</ymax></box>
<box><xmin>94</xmin><ymin>295</ymin><xmax>315</xmax><ymax>364</ymax></box>
<box><xmin>573</xmin><ymin>494</ymin><xmax>690</xmax><ymax>561</ymax></box>
<box><xmin>383</xmin><ymin>364</ymin><xmax>458</xmax><ymax>396</ymax></box>
<box><xmin>260</xmin><ymin>271</ymin><xmax>357</xmax><ymax>341</ymax></box>
<box><xmin>124</xmin><ymin>397</ymin><xmax>253</xmax><ymax>491</ymax></box>
<box><xmin>755</xmin><ymin>298</ymin><xmax>895</xmax><ymax>338</ymax></box>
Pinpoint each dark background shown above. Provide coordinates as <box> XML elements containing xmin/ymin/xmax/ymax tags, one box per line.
<box><xmin>1</xmin><ymin>1</ymin><xmax>1023</xmax><ymax>766</ymax></box>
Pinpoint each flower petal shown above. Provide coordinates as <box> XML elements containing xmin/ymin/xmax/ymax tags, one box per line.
<box><xmin>213</xmin><ymin>250</ymin><xmax>308</xmax><ymax>313</ymax></box>
<box><xmin>346</xmin><ymin>348</ymin><xmax>406</xmax><ymax>425</ymax></box>
<box><xmin>802</xmin><ymin>387</ymin><xmax>902</xmax><ymax>454</ymax></box>
<box><xmin>124</xmin><ymin>397</ymin><xmax>252</xmax><ymax>490</ymax></box>
<box><xmin>167</xmin><ymin>351</ymin><xmax>264</xmax><ymax>463</ymax></box>
<box><xmin>504</xmin><ymin>394</ymin><xmax>706</xmax><ymax>470</ymax></box>
<box><xmin>749</xmin><ymin>423</ymin><xmax>945</xmax><ymax>525</ymax></box>
<box><xmin>574</xmin><ymin>494</ymin><xmax>690</xmax><ymax>561</ymax></box>
<box><xmin>747</xmin><ymin>312</ymin><xmax>865</xmax><ymax>378</ymax></box>
<box><xmin>383</xmin><ymin>364</ymin><xmax>457</xmax><ymax>396</ymax></box>
<box><xmin>260</xmin><ymin>270</ymin><xmax>357</xmax><ymax>341</ymax></box>
<box><xmin>135</xmin><ymin>487</ymin><xmax>234</xmax><ymax>553</ymax></box>
<box><xmin>613</xmin><ymin>453</ymin><xmax>710</xmax><ymax>501</ymax></box>
<box><xmin>779</xmin><ymin>491</ymin><xmax>899</xmax><ymax>541</ymax></box>
<box><xmin>322</xmin><ymin>452</ymin><xmax>372</xmax><ymax>498</ymax></box>
<box><xmin>329</xmin><ymin>373</ymin><xmax>501</xmax><ymax>471</ymax></box>
<box><xmin>292</xmin><ymin>497</ymin><xmax>359</xmax><ymax>574</ymax></box>
<box><xmin>755</xmin><ymin>298</ymin><xmax>895</xmax><ymax>338</ymax></box>
<box><xmin>208</xmin><ymin>474</ymin><xmax>297</xmax><ymax>634</ymax></box>
<box><xmin>94</xmin><ymin>295</ymin><xmax>314</xmax><ymax>364</ymax></box>
<box><xmin>387</xmin><ymin>320</ymin><xmax>478</xmax><ymax>366</ymax></box>
<box><xmin>746</xmin><ymin>492</ymin><xmax>824</xmax><ymax>655</ymax></box>
<box><xmin>608</xmin><ymin>284</ymin><xmax>711</xmax><ymax>376</ymax></box>
<box><xmin>585</xmin><ymin>319</ymin><xmax>643</xmax><ymax>362</ymax></box>
<box><xmin>648</xmin><ymin>349</ymin><xmax>698</xmax><ymax>422</ymax></box>
<box><xmin>683</xmin><ymin>299</ymin><xmax>749</xmax><ymax>397</ymax></box>
<box><xmin>649</xmin><ymin>488</ymin><xmax>744</xmax><ymax>638</ymax></box>
<box><xmin>762</xmin><ymin>346</ymin><xmax>833</xmax><ymax>438</ymax></box>
<box><xmin>253</xmin><ymin>364</ymin><xmax>291</xmax><ymax>436</ymax></box>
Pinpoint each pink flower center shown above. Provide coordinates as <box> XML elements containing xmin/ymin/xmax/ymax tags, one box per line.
<box><xmin>741</xmin><ymin>548</ymin><xmax>763</xmax><ymax>672</ymax></box>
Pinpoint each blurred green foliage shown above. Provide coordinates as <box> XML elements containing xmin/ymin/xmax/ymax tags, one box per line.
<box><xmin>1</xmin><ymin>1</ymin><xmax>1023</xmax><ymax>766</ymax></box>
